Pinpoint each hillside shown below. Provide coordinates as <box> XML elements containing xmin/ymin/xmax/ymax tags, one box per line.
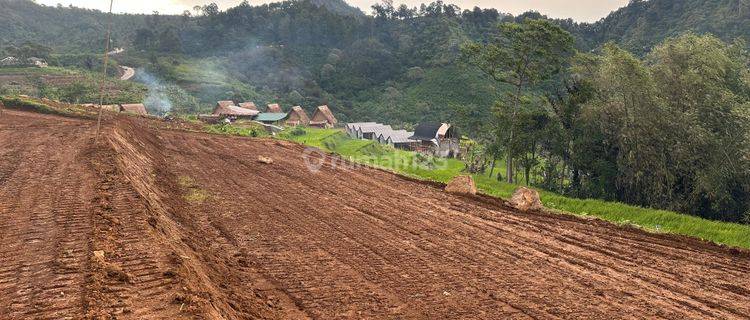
<box><xmin>2</xmin><ymin>0</ymin><xmax>748</xmax><ymax>122</ymax></box>
<box><xmin>1</xmin><ymin>105</ymin><xmax>749</xmax><ymax>318</ymax></box>
<box><xmin>0</xmin><ymin>0</ymin><xmax>165</xmax><ymax>53</ymax></box>
<box><xmin>585</xmin><ymin>0</ymin><xmax>750</xmax><ymax>53</ymax></box>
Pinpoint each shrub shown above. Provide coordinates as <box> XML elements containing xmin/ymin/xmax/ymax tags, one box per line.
<box><xmin>290</xmin><ymin>126</ymin><xmax>306</xmax><ymax>136</ymax></box>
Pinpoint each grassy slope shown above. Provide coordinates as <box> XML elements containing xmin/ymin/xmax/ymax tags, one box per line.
<box><xmin>279</xmin><ymin>127</ymin><xmax>750</xmax><ymax>249</ymax></box>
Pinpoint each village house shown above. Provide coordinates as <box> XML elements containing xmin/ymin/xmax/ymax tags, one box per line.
<box><xmin>286</xmin><ymin>106</ymin><xmax>310</xmax><ymax>126</ymax></box>
<box><xmin>357</xmin><ymin>123</ymin><xmax>391</xmax><ymax>139</ymax></box>
<box><xmin>120</xmin><ymin>103</ymin><xmax>148</xmax><ymax>116</ymax></box>
<box><xmin>345</xmin><ymin>122</ymin><xmax>377</xmax><ymax>138</ymax></box>
<box><xmin>213</xmin><ymin>101</ymin><xmax>259</xmax><ymax>119</ymax></box>
<box><xmin>366</xmin><ymin>124</ymin><xmax>394</xmax><ymax>140</ymax></box>
<box><xmin>0</xmin><ymin>57</ymin><xmax>20</xmax><ymax>66</ymax></box>
<box><xmin>309</xmin><ymin>105</ymin><xmax>337</xmax><ymax>128</ymax></box>
<box><xmin>255</xmin><ymin>112</ymin><xmax>289</xmax><ymax>126</ymax></box>
<box><xmin>266</xmin><ymin>103</ymin><xmax>283</xmax><ymax>113</ymax></box>
<box><xmin>85</xmin><ymin>103</ymin><xmax>148</xmax><ymax>115</ymax></box>
<box><xmin>239</xmin><ymin>102</ymin><xmax>258</xmax><ymax>111</ymax></box>
<box><xmin>0</xmin><ymin>56</ymin><xmax>48</xmax><ymax>68</ymax></box>
<box><xmin>28</xmin><ymin>57</ymin><xmax>48</xmax><ymax>68</ymax></box>
<box><xmin>377</xmin><ymin>130</ymin><xmax>417</xmax><ymax>150</ymax></box>
<box><xmin>409</xmin><ymin>123</ymin><xmax>460</xmax><ymax>158</ymax></box>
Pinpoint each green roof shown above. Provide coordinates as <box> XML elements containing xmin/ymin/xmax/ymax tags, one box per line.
<box><xmin>255</xmin><ymin>113</ymin><xmax>288</xmax><ymax>122</ymax></box>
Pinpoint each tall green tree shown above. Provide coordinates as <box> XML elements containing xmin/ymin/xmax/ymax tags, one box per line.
<box><xmin>463</xmin><ymin>19</ymin><xmax>574</xmax><ymax>183</ymax></box>
<box><xmin>648</xmin><ymin>33</ymin><xmax>750</xmax><ymax>220</ymax></box>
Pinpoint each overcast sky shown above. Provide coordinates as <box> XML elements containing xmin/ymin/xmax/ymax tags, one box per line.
<box><xmin>37</xmin><ymin>0</ymin><xmax>630</xmax><ymax>22</ymax></box>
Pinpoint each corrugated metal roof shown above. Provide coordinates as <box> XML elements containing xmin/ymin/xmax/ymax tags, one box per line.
<box><xmin>367</xmin><ymin>125</ymin><xmax>394</xmax><ymax>137</ymax></box>
<box><xmin>389</xmin><ymin>130</ymin><xmax>416</xmax><ymax>144</ymax></box>
<box><xmin>358</xmin><ymin>123</ymin><xmax>389</xmax><ymax>133</ymax></box>
<box><xmin>346</xmin><ymin>122</ymin><xmax>377</xmax><ymax>131</ymax></box>
<box><xmin>256</xmin><ymin>113</ymin><xmax>289</xmax><ymax>122</ymax></box>
<box><xmin>378</xmin><ymin>130</ymin><xmax>415</xmax><ymax>144</ymax></box>
<box><xmin>410</xmin><ymin>123</ymin><xmax>443</xmax><ymax>141</ymax></box>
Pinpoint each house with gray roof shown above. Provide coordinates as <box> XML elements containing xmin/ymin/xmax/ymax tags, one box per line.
<box><xmin>357</xmin><ymin>123</ymin><xmax>393</xmax><ymax>140</ymax></box>
<box><xmin>345</xmin><ymin>122</ymin><xmax>377</xmax><ymax>138</ymax></box>
<box><xmin>378</xmin><ymin>130</ymin><xmax>417</xmax><ymax>150</ymax></box>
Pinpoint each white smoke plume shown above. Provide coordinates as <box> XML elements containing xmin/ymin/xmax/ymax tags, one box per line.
<box><xmin>134</xmin><ymin>69</ymin><xmax>173</xmax><ymax>115</ymax></box>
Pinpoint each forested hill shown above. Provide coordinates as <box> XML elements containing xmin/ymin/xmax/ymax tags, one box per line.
<box><xmin>2</xmin><ymin>0</ymin><xmax>749</xmax><ymax>125</ymax></box>
<box><xmin>0</xmin><ymin>0</ymin><xmax>158</xmax><ymax>52</ymax></box>
<box><xmin>584</xmin><ymin>0</ymin><xmax>750</xmax><ymax>54</ymax></box>
<box><xmin>0</xmin><ymin>0</ymin><xmax>361</xmax><ymax>51</ymax></box>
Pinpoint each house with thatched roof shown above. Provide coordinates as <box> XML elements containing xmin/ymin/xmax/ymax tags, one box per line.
<box><xmin>286</xmin><ymin>106</ymin><xmax>310</xmax><ymax>126</ymax></box>
<box><xmin>213</xmin><ymin>101</ymin><xmax>259</xmax><ymax>118</ymax></box>
<box><xmin>266</xmin><ymin>103</ymin><xmax>283</xmax><ymax>113</ymax></box>
<box><xmin>120</xmin><ymin>104</ymin><xmax>148</xmax><ymax>116</ymax></box>
<box><xmin>89</xmin><ymin>104</ymin><xmax>121</xmax><ymax>112</ymax></box>
<box><xmin>239</xmin><ymin>102</ymin><xmax>258</xmax><ymax>111</ymax></box>
<box><xmin>309</xmin><ymin>105</ymin><xmax>337</xmax><ymax>128</ymax></box>
<box><xmin>217</xmin><ymin>100</ymin><xmax>235</xmax><ymax>109</ymax></box>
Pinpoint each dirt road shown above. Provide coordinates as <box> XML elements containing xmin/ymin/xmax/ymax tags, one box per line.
<box><xmin>1</xmin><ymin>110</ymin><xmax>749</xmax><ymax>319</ymax></box>
<box><xmin>120</xmin><ymin>66</ymin><xmax>135</xmax><ymax>81</ymax></box>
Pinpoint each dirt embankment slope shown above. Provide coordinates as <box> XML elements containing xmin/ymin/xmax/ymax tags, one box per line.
<box><xmin>0</xmin><ymin>109</ymin><xmax>749</xmax><ymax>319</ymax></box>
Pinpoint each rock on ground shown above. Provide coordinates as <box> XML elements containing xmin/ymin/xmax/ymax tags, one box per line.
<box><xmin>445</xmin><ymin>175</ymin><xmax>477</xmax><ymax>195</ymax></box>
<box><xmin>509</xmin><ymin>187</ymin><xmax>543</xmax><ymax>211</ymax></box>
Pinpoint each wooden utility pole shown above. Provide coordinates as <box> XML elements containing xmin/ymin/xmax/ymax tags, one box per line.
<box><xmin>95</xmin><ymin>0</ymin><xmax>115</xmax><ymax>142</ymax></box>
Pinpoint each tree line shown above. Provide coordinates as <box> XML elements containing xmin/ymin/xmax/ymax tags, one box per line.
<box><xmin>464</xmin><ymin>20</ymin><xmax>750</xmax><ymax>223</ymax></box>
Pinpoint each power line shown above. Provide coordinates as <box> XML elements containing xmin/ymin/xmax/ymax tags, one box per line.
<box><xmin>95</xmin><ymin>0</ymin><xmax>114</xmax><ymax>142</ymax></box>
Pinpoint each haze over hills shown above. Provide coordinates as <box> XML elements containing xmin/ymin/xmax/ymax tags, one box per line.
<box><xmin>1</xmin><ymin>0</ymin><xmax>748</xmax><ymax>121</ymax></box>
<box><xmin>0</xmin><ymin>0</ymin><xmax>748</xmax><ymax>239</ymax></box>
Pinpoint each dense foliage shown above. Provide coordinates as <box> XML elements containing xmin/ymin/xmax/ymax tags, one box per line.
<box><xmin>467</xmin><ymin>31</ymin><xmax>750</xmax><ymax>222</ymax></box>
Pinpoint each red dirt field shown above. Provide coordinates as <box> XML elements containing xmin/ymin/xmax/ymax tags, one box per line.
<box><xmin>1</xmin><ymin>109</ymin><xmax>749</xmax><ymax>319</ymax></box>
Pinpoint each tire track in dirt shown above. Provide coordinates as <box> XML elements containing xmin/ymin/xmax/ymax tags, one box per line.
<box><xmin>2</xmin><ymin>110</ymin><xmax>749</xmax><ymax>319</ymax></box>
<box><xmin>155</xmin><ymin>129</ymin><xmax>750</xmax><ymax>319</ymax></box>
<box><xmin>0</xmin><ymin>112</ymin><xmax>94</xmax><ymax>319</ymax></box>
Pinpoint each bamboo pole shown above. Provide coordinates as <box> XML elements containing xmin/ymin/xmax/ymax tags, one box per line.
<box><xmin>95</xmin><ymin>0</ymin><xmax>115</xmax><ymax>142</ymax></box>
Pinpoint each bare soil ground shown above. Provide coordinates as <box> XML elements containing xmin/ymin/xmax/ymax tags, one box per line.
<box><xmin>1</xmin><ymin>109</ymin><xmax>749</xmax><ymax>319</ymax></box>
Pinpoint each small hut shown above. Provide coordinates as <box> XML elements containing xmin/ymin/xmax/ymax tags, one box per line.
<box><xmin>217</xmin><ymin>100</ymin><xmax>235</xmax><ymax>109</ymax></box>
<box><xmin>120</xmin><ymin>104</ymin><xmax>148</xmax><ymax>116</ymax></box>
<box><xmin>266</xmin><ymin>103</ymin><xmax>283</xmax><ymax>113</ymax></box>
<box><xmin>213</xmin><ymin>101</ymin><xmax>259</xmax><ymax>119</ymax></box>
<box><xmin>239</xmin><ymin>102</ymin><xmax>258</xmax><ymax>111</ymax></box>
<box><xmin>286</xmin><ymin>106</ymin><xmax>310</xmax><ymax>126</ymax></box>
<box><xmin>92</xmin><ymin>104</ymin><xmax>121</xmax><ymax>112</ymax></box>
<box><xmin>309</xmin><ymin>105</ymin><xmax>337</xmax><ymax>128</ymax></box>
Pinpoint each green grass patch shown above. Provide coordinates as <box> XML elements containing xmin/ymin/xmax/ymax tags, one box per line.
<box><xmin>203</xmin><ymin>123</ymin><xmax>268</xmax><ymax>138</ymax></box>
<box><xmin>279</xmin><ymin>127</ymin><xmax>750</xmax><ymax>249</ymax></box>
<box><xmin>0</xmin><ymin>96</ymin><xmax>95</xmax><ymax>119</ymax></box>
<box><xmin>0</xmin><ymin>66</ymin><xmax>74</xmax><ymax>76</ymax></box>
<box><xmin>177</xmin><ymin>176</ymin><xmax>209</xmax><ymax>204</ymax></box>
